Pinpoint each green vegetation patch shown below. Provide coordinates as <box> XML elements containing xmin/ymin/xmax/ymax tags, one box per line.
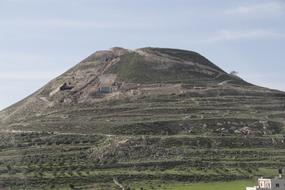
<box><xmin>105</xmin><ymin>52</ymin><xmax>217</xmax><ymax>84</ymax></box>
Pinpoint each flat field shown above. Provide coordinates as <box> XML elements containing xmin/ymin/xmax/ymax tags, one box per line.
<box><xmin>130</xmin><ymin>180</ymin><xmax>255</xmax><ymax>190</ymax></box>
<box><xmin>165</xmin><ymin>180</ymin><xmax>254</xmax><ymax>190</ymax></box>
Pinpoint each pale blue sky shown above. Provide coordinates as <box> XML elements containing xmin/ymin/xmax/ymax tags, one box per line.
<box><xmin>0</xmin><ymin>0</ymin><xmax>285</xmax><ymax>110</ymax></box>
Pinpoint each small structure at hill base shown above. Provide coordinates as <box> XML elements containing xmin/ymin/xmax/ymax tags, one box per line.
<box><xmin>246</xmin><ymin>169</ymin><xmax>285</xmax><ymax>190</ymax></box>
<box><xmin>98</xmin><ymin>86</ymin><xmax>113</xmax><ymax>93</ymax></box>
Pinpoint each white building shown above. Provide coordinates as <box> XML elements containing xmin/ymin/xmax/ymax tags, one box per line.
<box><xmin>246</xmin><ymin>177</ymin><xmax>285</xmax><ymax>190</ymax></box>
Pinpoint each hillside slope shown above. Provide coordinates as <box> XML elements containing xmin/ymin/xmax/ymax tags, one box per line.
<box><xmin>0</xmin><ymin>47</ymin><xmax>285</xmax><ymax>189</ymax></box>
<box><xmin>0</xmin><ymin>47</ymin><xmax>261</xmax><ymax>132</ymax></box>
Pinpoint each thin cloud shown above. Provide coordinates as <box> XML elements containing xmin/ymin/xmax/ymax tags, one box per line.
<box><xmin>208</xmin><ymin>29</ymin><xmax>285</xmax><ymax>42</ymax></box>
<box><xmin>0</xmin><ymin>18</ymin><xmax>154</xmax><ymax>29</ymax></box>
<box><xmin>225</xmin><ymin>1</ymin><xmax>285</xmax><ymax>17</ymax></box>
<box><xmin>0</xmin><ymin>19</ymin><xmax>117</xmax><ymax>29</ymax></box>
<box><xmin>0</xmin><ymin>72</ymin><xmax>58</xmax><ymax>80</ymax></box>
<box><xmin>4</xmin><ymin>0</ymin><xmax>66</xmax><ymax>4</ymax></box>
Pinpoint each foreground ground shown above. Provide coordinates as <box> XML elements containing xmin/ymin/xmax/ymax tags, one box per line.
<box><xmin>131</xmin><ymin>180</ymin><xmax>255</xmax><ymax>190</ymax></box>
<box><xmin>0</xmin><ymin>131</ymin><xmax>280</xmax><ymax>189</ymax></box>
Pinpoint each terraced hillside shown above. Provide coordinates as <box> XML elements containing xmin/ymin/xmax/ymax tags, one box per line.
<box><xmin>0</xmin><ymin>47</ymin><xmax>285</xmax><ymax>189</ymax></box>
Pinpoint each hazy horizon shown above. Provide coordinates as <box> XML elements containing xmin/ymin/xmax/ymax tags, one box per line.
<box><xmin>1</xmin><ymin>0</ymin><xmax>285</xmax><ymax>110</ymax></box>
